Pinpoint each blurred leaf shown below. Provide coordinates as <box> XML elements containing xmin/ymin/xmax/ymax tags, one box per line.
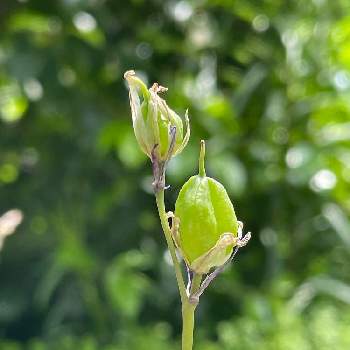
<box><xmin>104</xmin><ymin>250</ymin><xmax>152</xmax><ymax>319</ymax></box>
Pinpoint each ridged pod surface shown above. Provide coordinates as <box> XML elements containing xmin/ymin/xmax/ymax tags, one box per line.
<box><xmin>175</xmin><ymin>141</ymin><xmax>239</xmax><ymax>274</ymax></box>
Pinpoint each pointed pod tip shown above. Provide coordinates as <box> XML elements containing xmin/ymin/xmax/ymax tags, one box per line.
<box><xmin>199</xmin><ymin>140</ymin><xmax>206</xmax><ymax>177</ymax></box>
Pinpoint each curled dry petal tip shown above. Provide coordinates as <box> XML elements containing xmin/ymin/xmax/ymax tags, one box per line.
<box><xmin>236</xmin><ymin>231</ymin><xmax>251</xmax><ymax>247</ymax></box>
<box><xmin>151</xmin><ymin>82</ymin><xmax>168</xmax><ymax>93</ymax></box>
<box><xmin>124</xmin><ymin>70</ymin><xmax>136</xmax><ymax>80</ymax></box>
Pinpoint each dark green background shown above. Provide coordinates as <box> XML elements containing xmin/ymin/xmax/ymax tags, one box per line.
<box><xmin>1</xmin><ymin>0</ymin><xmax>350</xmax><ymax>349</ymax></box>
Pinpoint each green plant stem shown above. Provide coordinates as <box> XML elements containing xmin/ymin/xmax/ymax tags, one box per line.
<box><xmin>155</xmin><ymin>189</ymin><xmax>202</xmax><ymax>350</ymax></box>
<box><xmin>155</xmin><ymin>189</ymin><xmax>187</xmax><ymax>302</ymax></box>
<box><xmin>182</xmin><ymin>274</ymin><xmax>202</xmax><ymax>350</ymax></box>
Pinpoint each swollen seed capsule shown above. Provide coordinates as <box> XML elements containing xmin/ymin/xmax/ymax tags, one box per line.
<box><xmin>175</xmin><ymin>141</ymin><xmax>239</xmax><ymax>274</ymax></box>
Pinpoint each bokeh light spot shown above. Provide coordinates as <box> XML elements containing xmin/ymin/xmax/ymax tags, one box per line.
<box><xmin>310</xmin><ymin>169</ymin><xmax>337</xmax><ymax>192</ymax></box>
<box><xmin>73</xmin><ymin>12</ymin><xmax>97</xmax><ymax>33</ymax></box>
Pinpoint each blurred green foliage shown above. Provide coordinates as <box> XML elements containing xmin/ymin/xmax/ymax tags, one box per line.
<box><xmin>1</xmin><ymin>0</ymin><xmax>350</xmax><ymax>349</ymax></box>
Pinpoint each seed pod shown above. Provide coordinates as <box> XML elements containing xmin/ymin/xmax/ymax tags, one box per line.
<box><xmin>124</xmin><ymin>70</ymin><xmax>190</xmax><ymax>163</ymax></box>
<box><xmin>175</xmin><ymin>141</ymin><xmax>239</xmax><ymax>274</ymax></box>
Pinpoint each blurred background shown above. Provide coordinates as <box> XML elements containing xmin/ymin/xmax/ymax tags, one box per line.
<box><xmin>1</xmin><ymin>0</ymin><xmax>350</xmax><ymax>349</ymax></box>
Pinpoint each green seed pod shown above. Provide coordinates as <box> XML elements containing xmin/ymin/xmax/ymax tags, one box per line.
<box><xmin>124</xmin><ymin>70</ymin><xmax>190</xmax><ymax>162</ymax></box>
<box><xmin>175</xmin><ymin>141</ymin><xmax>239</xmax><ymax>275</ymax></box>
